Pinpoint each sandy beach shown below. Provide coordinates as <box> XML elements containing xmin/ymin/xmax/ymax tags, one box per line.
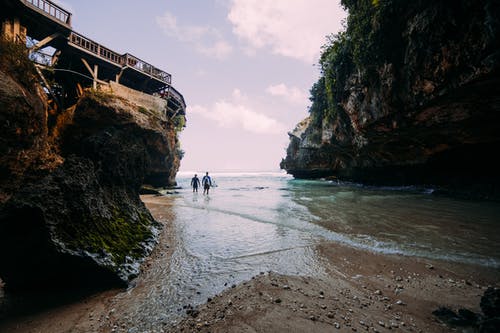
<box><xmin>0</xmin><ymin>196</ymin><xmax>498</xmax><ymax>333</ymax></box>
<box><xmin>167</xmin><ymin>242</ymin><xmax>499</xmax><ymax>333</ymax></box>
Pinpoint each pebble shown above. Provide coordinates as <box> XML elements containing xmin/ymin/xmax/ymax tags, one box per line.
<box><xmin>396</xmin><ymin>300</ymin><xmax>405</xmax><ymax>305</ymax></box>
<box><xmin>334</xmin><ymin>322</ymin><xmax>341</xmax><ymax>329</ymax></box>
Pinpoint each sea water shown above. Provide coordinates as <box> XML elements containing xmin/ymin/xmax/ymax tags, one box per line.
<box><xmin>120</xmin><ymin>171</ymin><xmax>500</xmax><ymax>329</ymax></box>
<box><xmin>2</xmin><ymin>171</ymin><xmax>500</xmax><ymax>330</ymax></box>
<box><xmin>175</xmin><ymin>171</ymin><xmax>500</xmax><ymax>268</ymax></box>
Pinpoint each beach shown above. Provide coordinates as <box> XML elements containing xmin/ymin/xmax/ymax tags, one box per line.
<box><xmin>168</xmin><ymin>243</ymin><xmax>498</xmax><ymax>332</ymax></box>
<box><xmin>1</xmin><ymin>174</ymin><xmax>499</xmax><ymax>332</ymax></box>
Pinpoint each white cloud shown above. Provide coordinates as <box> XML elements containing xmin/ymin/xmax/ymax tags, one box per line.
<box><xmin>198</xmin><ymin>40</ymin><xmax>233</xmax><ymax>59</ymax></box>
<box><xmin>188</xmin><ymin>91</ymin><xmax>286</xmax><ymax>135</ymax></box>
<box><xmin>156</xmin><ymin>11</ymin><xmax>233</xmax><ymax>60</ymax></box>
<box><xmin>228</xmin><ymin>0</ymin><xmax>346</xmax><ymax>63</ymax></box>
<box><xmin>266</xmin><ymin>83</ymin><xmax>308</xmax><ymax>106</ymax></box>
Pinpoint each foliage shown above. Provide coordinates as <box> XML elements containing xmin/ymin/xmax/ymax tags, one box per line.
<box><xmin>0</xmin><ymin>38</ymin><xmax>37</xmax><ymax>89</ymax></box>
<box><xmin>86</xmin><ymin>88</ymin><xmax>114</xmax><ymax>104</ymax></box>
<box><xmin>308</xmin><ymin>0</ymin><xmax>408</xmax><ymax>122</ymax></box>
<box><xmin>173</xmin><ymin>114</ymin><xmax>186</xmax><ymax>133</ymax></box>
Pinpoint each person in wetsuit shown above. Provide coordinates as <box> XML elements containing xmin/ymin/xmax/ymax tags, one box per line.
<box><xmin>191</xmin><ymin>174</ymin><xmax>200</xmax><ymax>192</ymax></box>
<box><xmin>202</xmin><ymin>172</ymin><xmax>212</xmax><ymax>195</ymax></box>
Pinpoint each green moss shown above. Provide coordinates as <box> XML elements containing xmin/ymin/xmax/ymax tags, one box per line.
<box><xmin>138</xmin><ymin>106</ymin><xmax>149</xmax><ymax>114</ymax></box>
<box><xmin>56</xmin><ymin>208</ymin><xmax>154</xmax><ymax>265</ymax></box>
<box><xmin>87</xmin><ymin>89</ymin><xmax>114</xmax><ymax>104</ymax></box>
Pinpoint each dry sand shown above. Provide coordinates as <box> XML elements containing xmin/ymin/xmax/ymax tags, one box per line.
<box><xmin>0</xmin><ymin>196</ymin><xmax>498</xmax><ymax>333</ymax></box>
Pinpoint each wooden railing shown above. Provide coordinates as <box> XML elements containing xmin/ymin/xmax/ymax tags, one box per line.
<box><xmin>69</xmin><ymin>32</ymin><xmax>123</xmax><ymax>66</ymax></box>
<box><xmin>169</xmin><ymin>86</ymin><xmax>186</xmax><ymax>109</ymax></box>
<box><xmin>124</xmin><ymin>54</ymin><xmax>171</xmax><ymax>84</ymax></box>
<box><xmin>22</xmin><ymin>0</ymin><xmax>72</xmax><ymax>25</ymax></box>
<box><xmin>68</xmin><ymin>32</ymin><xmax>172</xmax><ymax>85</ymax></box>
<box><xmin>15</xmin><ymin>0</ymin><xmax>184</xmax><ymax>111</ymax></box>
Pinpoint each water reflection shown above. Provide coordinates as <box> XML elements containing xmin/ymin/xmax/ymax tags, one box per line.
<box><xmin>287</xmin><ymin>178</ymin><xmax>500</xmax><ymax>267</ymax></box>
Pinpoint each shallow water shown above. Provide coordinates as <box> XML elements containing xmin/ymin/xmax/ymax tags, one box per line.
<box><xmin>2</xmin><ymin>171</ymin><xmax>500</xmax><ymax>331</ymax></box>
<box><xmin>175</xmin><ymin>172</ymin><xmax>500</xmax><ymax>268</ymax></box>
<box><xmin>117</xmin><ymin>171</ymin><xmax>499</xmax><ymax>329</ymax></box>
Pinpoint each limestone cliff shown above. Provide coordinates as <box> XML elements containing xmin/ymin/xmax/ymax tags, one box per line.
<box><xmin>281</xmin><ymin>0</ymin><xmax>500</xmax><ymax>198</ymax></box>
<box><xmin>0</xmin><ymin>40</ymin><xmax>183</xmax><ymax>290</ymax></box>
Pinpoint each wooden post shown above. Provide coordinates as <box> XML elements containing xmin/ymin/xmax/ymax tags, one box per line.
<box><xmin>115</xmin><ymin>68</ymin><xmax>124</xmax><ymax>83</ymax></box>
<box><xmin>1</xmin><ymin>18</ymin><xmax>27</xmax><ymax>44</ymax></box>
<box><xmin>93</xmin><ymin>64</ymin><xmax>98</xmax><ymax>89</ymax></box>
<box><xmin>81</xmin><ymin>58</ymin><xmax>99</xmax><ymax>89</ymax></box>
<box><xmin>29</xmin><ymin>33</ymin><xmax>61</xmax><ymax>52</ymax></box>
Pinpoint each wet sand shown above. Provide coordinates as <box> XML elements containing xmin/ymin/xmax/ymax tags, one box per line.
<box><xmin>168</xmin><ymin>242</ymin><xmax>499</xmax><ymax>333</ymax></box>
<box><xmin>1</xmin><ymin>196</ymin><xmax>499</xmax><ymax>332</ymax></box>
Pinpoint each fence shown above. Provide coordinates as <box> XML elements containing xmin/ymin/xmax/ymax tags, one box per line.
<box><xmin>22</xmin><ymin>0</ymin><xmax>71</xmax><ymax>25</ymax></box>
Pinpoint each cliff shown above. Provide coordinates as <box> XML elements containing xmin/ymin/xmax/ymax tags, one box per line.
<box><xmin>281</xmin><ymin>0</ymin><xmax>500</xmax><ymax>198</ymax></box>
<box><xmin>0</xmin><ymin>40</ymin><xmax>183</xmax><ymax>290</ymax></box>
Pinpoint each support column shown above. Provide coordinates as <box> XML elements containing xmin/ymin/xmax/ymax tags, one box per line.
<box><xmin>1</xmin><ymin>18</ymin><xmax>27</xmax><ymax>44</ymax></box>
<box><xmin>81</xmin><ymin>58</ymin><xmax>99</xmax><ymax>89</ymax></box>
<box><xmin>115</xmin><ymin>68</ymin><xmax>124</xmax><ymax>84</ymax></box>
<box><xmin>93</xmin><ymin>64</ymin><xmax>98</xmax><ymax>89</ymax></box>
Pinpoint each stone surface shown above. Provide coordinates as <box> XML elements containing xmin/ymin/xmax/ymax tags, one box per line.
<box><xmin>0</xmin><ymin>49</ymin><xmax>182</xmax><ymax>290</ymax></box>
<box><xmin>281</xmin><ymin>0</ymin><xmax>500</xmax><ymax>199</ymax></box>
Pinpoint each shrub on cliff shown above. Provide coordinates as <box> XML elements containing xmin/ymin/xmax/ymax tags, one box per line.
<box><xmin>0</xmin><ymin>38</ymin><xmax>37</xmax><ymax>89</ymax></box>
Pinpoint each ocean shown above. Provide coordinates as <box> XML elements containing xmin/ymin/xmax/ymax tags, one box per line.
<box><xmin>2</xmin><ymin>171</ymin><xmax>499</xmax><ymax>330</ymax></box>
<box><xmin>125</xmin><ymin>171</ymin><xmax>500</xmax><ymax>327</ymax></box>
<box><xmin>175</xmin><ymin>171</ymin><xmax>500</xmax><ymax>269</ymax></box>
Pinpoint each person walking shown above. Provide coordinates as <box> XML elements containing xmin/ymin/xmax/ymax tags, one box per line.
<box><xmin>191</xmin><ymin>174</ymin><xmax>200</xmax><ymax>192</ymax></box>
<box><xmin>202</xmin><ymin>172</ymin><xmax>212</xmax><ymax>195</ymax></box>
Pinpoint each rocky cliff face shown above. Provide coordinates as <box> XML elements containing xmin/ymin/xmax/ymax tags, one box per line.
<box><xmin>0</xmin><ymin>41</ymin><xmax>182</xmax><ymax>290</ymax></box>
<box><xmin>281</xmin><ymin>0</ymin><xmax>500</xmax><ymax>198</ymax></box>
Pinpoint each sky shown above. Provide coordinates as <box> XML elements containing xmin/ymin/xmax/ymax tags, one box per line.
<box><xmin>53</xmin><ymin>0</ymin><xmax>346</xmax><ymax>172</ymax></box>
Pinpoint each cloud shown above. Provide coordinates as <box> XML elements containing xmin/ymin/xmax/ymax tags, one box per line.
<box><xmin>266</xmin><ymin>83</ymin><xmax>308</xmax><ymax>106</ymax></box>
<box><xmin>227</xmin><ymin>0</ymin><xmax>346</xmax><ymax>63</ymax></box>
<box><xmin>198</xmin><ymin>40</ymin><xmax>233</xmax><ymax>59</ymax></box>
<box><xmin>188</xmin><ymin>90</ymin><xmax>286</xmax><ymax>135</ymax></box>
<box><xmin>156</xmin><ymin>11</ymin><xmax>233</xmax><ymax>59</ymax></box>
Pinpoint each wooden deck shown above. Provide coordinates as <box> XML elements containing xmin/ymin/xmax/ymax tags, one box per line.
<box><xmin>3</xmin><ymin>0</ymin><xmax>185</xmax><ymax>113</ymax></box>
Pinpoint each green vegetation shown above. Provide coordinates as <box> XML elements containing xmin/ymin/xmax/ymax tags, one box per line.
<box><xmin>56</xmin><ymin>207</ymin><xmax>154</xmax><ymax>265</ymax></box>
<box><xmin>173</xmin><ymin>114</ymin><xmax>186</xmax><ymax>133</ymax></box>
<box><xmin>138</xmin><ymin>106</ymin><xmax>149</xmax><ymax>115</ymax></box>
<box><xmin>86</xmin><ymin>88</ymin><xmax>115</xmax><ymax>104</ymax></box>
<box><xmin>0</xmin><ymin>38</ymin><xmax>37</xmax><ymax>88</ymax></box>
<box><xmin>309</xmin><ymin>0</ymin><xmax>408</xmax><ymax>122</ymax></box>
